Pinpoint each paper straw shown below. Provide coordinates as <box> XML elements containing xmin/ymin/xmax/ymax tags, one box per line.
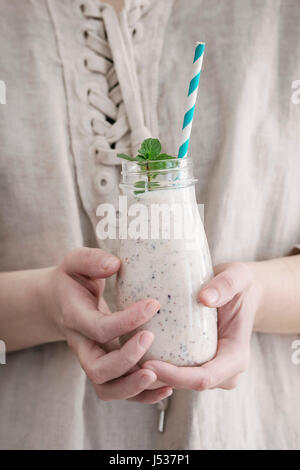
<box><xmin>178</xmin><ymin>42</ymin><xmax>205</xmax><ymax>158</ymax></box>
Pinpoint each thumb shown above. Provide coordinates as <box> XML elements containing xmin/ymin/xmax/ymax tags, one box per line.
<box><xmin>198</xmin><ymin>262</ymin><xmax>253</xmax><ymax>308</ymax></box>
<box><xmin>61</xmin><ymin>247</ymin><xmax>120</xmax><ymax>279</ymax></box>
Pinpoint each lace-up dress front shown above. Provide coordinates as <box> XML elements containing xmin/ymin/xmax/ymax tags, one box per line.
<box><xmin>47</xmin><ymin>0</ymin><xmax>172</xmax><ymax>262</ymax></box>
<box><xmin>77</xmin><ymin>0</ymin><xmax>151</xmax><ymax>161</ymax></box>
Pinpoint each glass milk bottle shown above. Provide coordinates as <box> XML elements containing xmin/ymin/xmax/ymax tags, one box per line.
<box><xmin>116</xmin><ymin>158</ymin><xmax>217</xmax><ymax>366</ymax></box>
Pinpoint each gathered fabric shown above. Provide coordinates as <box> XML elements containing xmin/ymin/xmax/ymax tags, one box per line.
<box><xmin>77</xmin><ymin>0</ymin><xmax>152</xmax><ymax>164</ymax></box>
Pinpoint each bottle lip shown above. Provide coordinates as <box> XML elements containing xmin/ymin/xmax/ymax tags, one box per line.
<box><xmin>121</xmin><ymin>158</ymin><xmax>194</xmax><ymax>175</ymax></box>
<box><xmin>120</xmin><ymin>158</ymin><xmax>197</xmax><ymax>193</ymax></box>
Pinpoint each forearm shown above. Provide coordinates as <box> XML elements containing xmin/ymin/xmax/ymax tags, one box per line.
<box><xmin>253</xmin><ymin>255</ymin><xmax>300</xmax><ymax>334</ymax></box>
<box><xmin>0</xmin><ymin>268</ymin><xmax>63</xmax><ymax>352</ymax></box>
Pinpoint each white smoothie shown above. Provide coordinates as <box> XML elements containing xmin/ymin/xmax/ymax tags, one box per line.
<box><xmin>116</xmin><ymin>185</ymin><xmax>218</xmax><ymax>366</ymax></box>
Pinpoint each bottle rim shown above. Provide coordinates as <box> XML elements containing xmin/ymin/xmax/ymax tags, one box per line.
<box><xmin>121</xmin><ymin>158</ymin><xmax>194</xmax><ymax>173</ymax></box>
<box><xmin>120</xmin><ymin>158</ymin><xmax>197</xmax><ymax>193</ymax></box>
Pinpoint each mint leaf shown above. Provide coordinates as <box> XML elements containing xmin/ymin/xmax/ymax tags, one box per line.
<box><xmin>117</xmin><ymin>141</ymin><xmax>175</xmax><ymax>163</ymax></box>
<box><xmin>136</xmin><ymin>154</ymin><xmax>148</xmax><ymax>161</ymax></box>
<box><xmin>138</xmin><ymin>138</ymin><xmax>161</xmax><ymax>159</ymax></box>
<box><xmin>117</xmin><ymin>153</ymin><xmax>137</xmax><ymax>162</ymax></box>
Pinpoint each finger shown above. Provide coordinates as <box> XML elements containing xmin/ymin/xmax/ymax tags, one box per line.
<box><xmin>198</xmin><ymin>262</ymin><xmax>253</xmax><ymax>308</ymax></box>
<box><xmin>69</xmin><ymin>328</ymin><xmax>155</xmax><ymax>384</ymax></box>
<box><xmin>66</xmin><ymin>329</ymin><xmax>106</xmax><ymax>365</ymax></box>
<box><xmin>95</xmin><ymin>369</ymin><xmax>157</xmax><ymax>401</ymax></box>
<box><xmin>63</xmin><ymin>279</ymin><xmax>160</xmax><ymax>343</ymax></box>
<box><xmin>142</xmin><ymin>360</ymin><xmax>203</xmax><ymax>390</ymax></box>
<box><xmin>143</xmin><ymin>379</ymin><xmax>167</xmax><ymax>389</ymax></box>
<box><xmin>123</xmin><ymin>366</ymin><xmax>166</xmax><ymax>389</ymax></box>
<box><xmin>89</xmin><ymin>331</ymin><xmax>155</xmax><ymax>384</ymax></box>
<box><xmin>127</xmin><ymin>387</ymin><xmax>173</xmax><ymax>404</ymax></box>
<box><xmin>143</xmin><ymin>340</ymin><xmax>249</xmax><ymax>391</ymax></box>
<box><xmin>95</xmin><ymin>297</ymin><xmax>120</xmax><ymax>353</ymax></box>
<box><xmin>67</xmin><ymin>273</ymin><xmax>105</xmax><ymax>298</ymax></box>
<box><xmin>62</xmin><ymin>247</ymin><xmax>120</xmax><ymax>278</ymax></box>
<box><xmin>94</xmin><ymin>299</ymin><xmax>160</xmax><ymax>343</ymax></box>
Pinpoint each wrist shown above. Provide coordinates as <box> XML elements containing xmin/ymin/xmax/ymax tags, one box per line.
<box><xmin>37</xmin><ymin>267</ymin><xmax>65</xmax><ymax>342</ymax></box>
<box><xmin>252</xmin><ymin>256</ymin><xmax>300</xmax><ymax>334</ymax></box>
<box><xmin>246</xmin><ymin>261</ymin><xmax>265</xmax><ymax>331</ymax></box>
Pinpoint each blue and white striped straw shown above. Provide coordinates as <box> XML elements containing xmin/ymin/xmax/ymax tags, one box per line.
<box><xmin>178</xmin><ymin>42</ymin><xmax>205</xmax><ymax>159</ymax></box>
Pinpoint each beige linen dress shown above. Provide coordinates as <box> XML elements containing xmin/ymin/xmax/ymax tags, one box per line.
<box><xmin>0</xmin><ymin>0</ymin><xmax>300</xmax><ymax>449</ymax></box>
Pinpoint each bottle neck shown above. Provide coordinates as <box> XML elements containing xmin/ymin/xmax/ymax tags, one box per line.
<box><xmin>120</xmin><ymin>158</ymin><xmax>197</xmax><ymax>195</ymax></box>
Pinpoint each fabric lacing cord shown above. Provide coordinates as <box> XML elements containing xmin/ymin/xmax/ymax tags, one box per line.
<box><xmin>79</xmin><ymin>0</ymin><xmax>169</xmax><ymax>432</ymax></box>
<box><xmin>79</xmin><ymin>0</ymin><xmax>152</xmax><ymax>165</ymax></box>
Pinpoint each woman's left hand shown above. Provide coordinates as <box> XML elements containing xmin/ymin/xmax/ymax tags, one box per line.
<box><xmin>142</xmin><ymin>262</ymin><xmax>261</xmax><ymax>391</ymax></box>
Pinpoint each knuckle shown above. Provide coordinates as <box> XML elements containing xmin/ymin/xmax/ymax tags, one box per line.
<box><xmin>96</xmin><ymin>320</ymin><xmax>111</xmax><ymax>344</ymax></box>
<box><xmin>194</xmin><ymin>374</ymin><xmax>211</xmax><ymax>391</ymax></box>
<box><xmin>91</xmin><ymin>313</ymin><xmax>110</xmax><ymax>344</ymax></box>
<box><xmin>120</xmin><ymin>303</ymin><xmax>151</xmax><ymax>333</ymax></box>
<box><xmin>121</xmin><ymin>308</ymin><xmax>141</xmax><ymax>332</ymax></box>
<box><xmin>127</xmin><ymin>313</ymin><xmax>140</xmax><ymax>330</ymax></box>
<box><xmin>221</xmin><ymin>272</ymin><xmax>236</xmax><ymax>291</ymax></box>
<box><xmin>86</xmin><ymin>364</ymin><xmax>104</xmax><ymax>385</ymax></box>
<box><xmin>122</xmin><ymin>351</ymin><xmax>138</xmax><ymax>369</ymax></box>
<box><xmin>61</xmin><ymin>303</ymin><xmax>74</xmax><ymax>329</ymax></box>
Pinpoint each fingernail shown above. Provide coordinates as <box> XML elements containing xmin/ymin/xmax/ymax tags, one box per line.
<box><xmin>163</xmin><ymin>388</ymin><xmax>173</xmax><ymax>398</ymax></box>
<box><xmin>101</xmin><ymin>254</ymin><xmax>119</xmax><ymax>270</ymax></box>
<box><xmin>201</xmin><ymin>287</ymin><xmax>219</xmax><ymax>304</ymax></box>
<box><xmin>144</xmin><ymin>300</ymin><xmax>160</xmax><ymax>315</ymax></box>
<box><xmin>139</xmin><ymin>332</ymin><xmax>153</xmax><ymax>349</ymax></box>
<box><xmin>140</xmin><ymin>372</ymin><xmax>155</xmax><ymax>385</ymax></box>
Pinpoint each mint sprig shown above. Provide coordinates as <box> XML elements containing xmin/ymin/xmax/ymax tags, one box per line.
<box><xmin>118</xmin><ymin>138</ymin><xmax>175</xmax><ymax>166</ymax></box>
<box><xmin>117</xmin><ymin>138</ymin><xmax>176</xmax><ymax>193</ymax></box>
<box><xmin>118</xmin><ymin>138</ymin><xmax>176</xmax><ymax>192</ymax></box>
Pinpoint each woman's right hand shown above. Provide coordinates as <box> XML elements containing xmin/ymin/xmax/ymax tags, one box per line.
<box><xmin>45</xmin><ymin>247</ymin><xmax>173</xmax><ymax>404</ymax></box>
